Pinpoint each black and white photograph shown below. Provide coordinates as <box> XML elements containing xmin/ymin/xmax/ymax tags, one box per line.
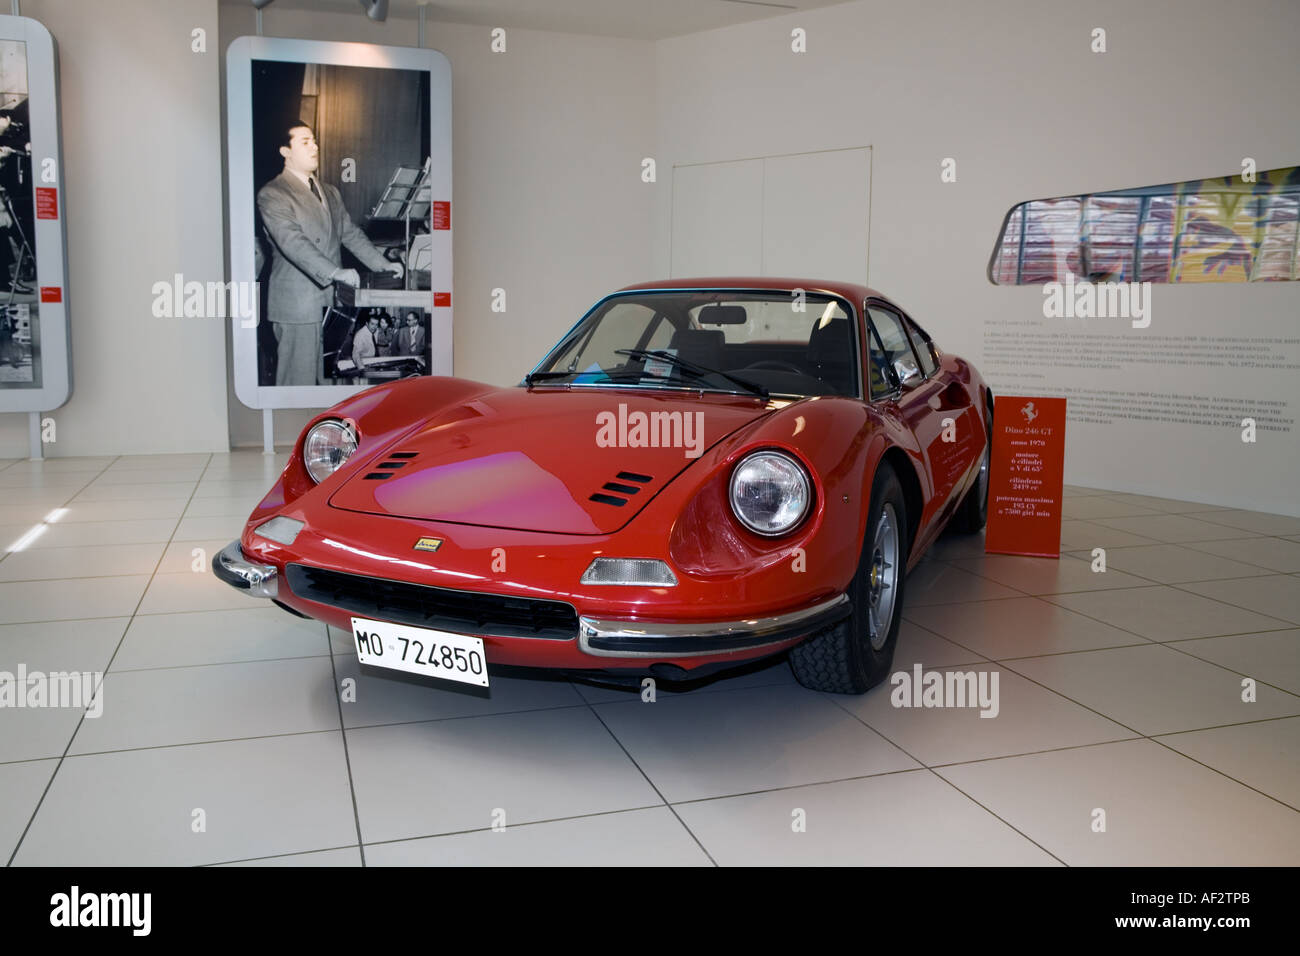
<box><xmin>250</xmin><ymin>58</ymin><xmax>433</xmax><ymax>387</ymax></box>
<box><xmin>0</xmin><ymin>38</ymin><xmax>37</xmax><ymax>387</ymax></box>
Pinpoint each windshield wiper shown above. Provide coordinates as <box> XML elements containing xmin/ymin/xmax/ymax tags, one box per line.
<box><xmin>614</xmin><ymin>349</ymin><xmax>769</xmax><ymax>398</ymax></box>
<box><xmin>523</xmin><ymin>369</ymin><xmax>578</xmax><ymax>385</ymax></box>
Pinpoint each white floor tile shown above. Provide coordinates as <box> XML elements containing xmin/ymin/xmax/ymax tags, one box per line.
<box><xmin>1006</xmin><ymin>643</ymin><xmax>1300</xmax><ymax>735</ymax></box>
<box><xmin>213</xmin><ymin>846</ymin><xmax>361</xmax><ymax>867</ymax></box>
<box><xmin>951</xmin><ymin>552</ymin><xmax>1148</xmax><ymax>594</ymax></box>
<box><xmin>938</xmin><ymin>739</ymin><xmax>1300</xmax><ymax>865</ymax></box>
<box><xmin>345</xmin><ymin>707</ymin><xmax>662</xmax><ymax>844</ymax></box>
<box><xmin>0</xmin><ymin>542</ymin><xmax>165</xmax><ymax>582</ymax></box>
<box><xmin>905</xmin><ymin>596</ymin><xmax>1147</xmax><ymax>660</ymax></box>
<box><xmin>674</xmin><ymin>770</ymin><xmax>1060</xmax><ymax>866</ymax></box>
<box><xmin>1156</xmin><ymin>717</ymin><xmax>1300</xmax><ymax>809</ymax></box>
<box><xmin>0</xmin><ymin>759</ymin><xmax>58</xmax><ymax>862</ymax></box>
<box><xmin>834</xmin><ymin>666</ymin><xmax>1133</xmax><ymax>765</ymax></box>
<box><xmin>112</xmin><ymin>607</ymin><xmax>328</xmax><ymax>671</ymax></box>
<box><xmin>1183</xmin><ymin>537</ymin><xmax>1300</xmax><ymax>574</ymax></box>
<box><xmin>904</xmin><ymin>562</ymin><xmax>1023</xmax><ymax>606</ymax></box>
<box><xmin>1170</xmin><ymin>629</ymin><xmax>1300</xmax><ymax>696</ymax></box>
<box><xmin>0</xmin><ymin>576</ymin><xmax>151</xmax><ymax>625</ymax></box>
<box><xmin>1180</xmin><ymin>575</ymin><xmax>1300</xmax><ymax>625</ymax></box>
<box><xmin>136</xmin><ymin>571</ymin><xmax>268</xmax><ymax>615</ymax></box>
<box><xmin>0</xmin><ymin>617</ymin><xmax>128</xmax><ymax>673</ymax></box>
<box><xmin>1086</xmin><ymin>543</ymin><xmax>1274</xmax><ymax>584</ymax></box>
<box><xmin>365</xmin><ymin>806</ymin><xmax>711</xmax><ymax>866</ymax></box>
<box><xmin>12</xmin><ymin>732</ymin><xmax>357</xmax><ymax>865</ymax></box>
<box><xmin>593</xmin><ymin>685</ymin><xmax>919</xmax><ymax>802</ymax></box>
<box><xmin>69</xmin><ymin>657</ymin><xmax>340</xmax><ymax>754</ymax></box>
<box><xmin>1048</xmin><ymin>585</ymin><xmax>1291</xmax><ymax>641</ymax></box>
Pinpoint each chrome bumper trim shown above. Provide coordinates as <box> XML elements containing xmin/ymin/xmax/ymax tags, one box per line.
<box><xmin>212</xmin><ymin>540</ymin><xmax>279</xmax><ymax>600</ymax></box>
<box><xmin>578</xmin><ymin>593</ymin><xmax>850</xmax><ymax>658</ymax></box>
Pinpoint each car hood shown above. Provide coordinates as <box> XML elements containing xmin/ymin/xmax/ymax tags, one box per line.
<box><xmin>328</xmin><ymin>386</ymin><xmax>772</xmax><ymax>534</ymax></box>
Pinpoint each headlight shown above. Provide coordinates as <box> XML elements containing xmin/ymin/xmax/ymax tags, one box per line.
<box><xmin>303</xmin><ymin>420</ymin><xmax>358</xmax><ymax>484</ymax></box>
<box><xmin>728</xmin><ymin>450</ymin><xmax>811</xmax><ymax>536</ymax></box>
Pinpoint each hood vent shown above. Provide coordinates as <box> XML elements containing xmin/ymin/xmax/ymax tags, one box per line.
<box><xmin>363</xmin><ymin>450</ymin><xmax>418</xmax><ymax>481</ymax></box>
<box><xmin>589</xmin><ymin>471</ymin><xmax>653</xmax><ymax>508</ymax></box>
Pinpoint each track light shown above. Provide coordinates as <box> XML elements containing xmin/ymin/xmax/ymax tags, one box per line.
<box><xmin>359</xmin><ymin>0</ymin><xmax>389</xmax><ymax>21</ymax></box>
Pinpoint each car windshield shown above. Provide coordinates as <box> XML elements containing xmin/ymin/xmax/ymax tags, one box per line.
<box><xmin>528</xmin><ymin>290</ymin><xmax>859</xmax><ymax>398</ymax></box>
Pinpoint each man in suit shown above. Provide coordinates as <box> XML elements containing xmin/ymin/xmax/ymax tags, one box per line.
<box><xmin>351</xmin><ymin>315</ymin><xmax>379</xmax><ymax>373</ymax></box>
<box><xmin>396</xmin><ymin>310</ymin><xmax>427</xmax><ymax>358</ymax></box>
<box><xmin>257</xmin><ymin>124</ymin><xmax>402</xmax><ymax>385</ymax></box>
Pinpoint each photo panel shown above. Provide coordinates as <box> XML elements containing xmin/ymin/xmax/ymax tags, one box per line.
<box><xmin>0</xmin><ymin>16</ymin><xmax>69</xmax><ymax>412</ymax></box>
<box><xmin>227</xmin><ymin>37</ymin><xmax>452</xmax><ymax>408</ymax></box>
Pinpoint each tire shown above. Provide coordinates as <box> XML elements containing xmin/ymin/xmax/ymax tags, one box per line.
<box><xmin>789</xmin><ymin>462</ymin><xmax>908</xmax><ymax>694</ymax></box>
<box><xmin>951</xmin><ymin>417</ymin><xmax>991</xmax><ymax>534</ymax></box>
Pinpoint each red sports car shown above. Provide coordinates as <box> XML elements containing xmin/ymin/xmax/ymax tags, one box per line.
<box><xmin>215</xmin><ymin>278</ymin><xmax>992</xmax><ymax>694</ymax></box>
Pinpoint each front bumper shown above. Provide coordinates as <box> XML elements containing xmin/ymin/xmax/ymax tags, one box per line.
<box><xmin>578</xmin><ymin>594</ymin><xmax>849</xmax><ymax>657</ymax></box>
<box><xmin>212</xmin><ymin>541</ymin><xmax>279</xmax><ymax>599</ymax></box>
<box><xmin>212</xmin><ymin>539</ymin><xmax>848</xmax><ymax>666</ymax></box>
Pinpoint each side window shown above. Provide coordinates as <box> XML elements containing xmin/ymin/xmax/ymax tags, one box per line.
<box><xmin>866</xmin><ymin>305</ymin><xmax>921</xmax><ymax>398</ymax></box>
<box><xmin>905</xmin><ymin>318</ymin><xmax>938</xmax><ymax>377</ymax></box>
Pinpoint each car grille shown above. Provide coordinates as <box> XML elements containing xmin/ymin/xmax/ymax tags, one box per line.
<box><xmin>284</xmin><ymin>564</ymin><xmax>578</xmax><ymax>640</ymax></box>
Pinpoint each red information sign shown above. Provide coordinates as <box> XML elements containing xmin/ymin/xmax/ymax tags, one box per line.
<box><xmin>39</xmin><ymin>287</ymin><xmax>62</xmax><ymax>303</ymax></box>
<box><xmin>984</xmin><ymin>396</ymin><xmax>1067</xmax><ymax>558</ymax></box>
<box><xmin>35</xmin><ymin>187</ymin><xmax>58</xmax><ymax>219</ymax></box>
<box><xmin>431</xmin><ymin>201</ymin><xmax>450</xmax><ymax>230</ymax></box>
<box><xmin>433</xmin><ymin>292</ymin><xmax>451</xmax><ymax>308</ymax></box>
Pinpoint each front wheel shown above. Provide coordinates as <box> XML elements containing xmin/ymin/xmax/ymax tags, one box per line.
<box><xmin>789</xmin><ymin>462</ymin><xmax>908</xmax><ymax>694</ymax></box>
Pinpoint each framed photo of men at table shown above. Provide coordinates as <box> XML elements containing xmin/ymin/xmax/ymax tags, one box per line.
<box><xmin>226</xmin><ymin>36</ymin><xmax>452</xmax><ymax>410</ymax></box>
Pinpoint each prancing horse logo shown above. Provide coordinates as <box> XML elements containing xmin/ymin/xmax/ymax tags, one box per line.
<box><xmin>413</xmin><ymin>537</ymin><xmax>444</xmax><ymax>553</ymax></box>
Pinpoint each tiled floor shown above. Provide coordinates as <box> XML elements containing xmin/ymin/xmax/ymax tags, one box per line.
<box><xmin>0</xmin><ymin>453</ymin><xmax>1297</xmax><ymax>866</ymax></box>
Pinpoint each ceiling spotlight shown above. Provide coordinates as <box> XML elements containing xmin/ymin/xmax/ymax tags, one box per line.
<box><xmin>251</xmin><ymin>0</ymin><xmax>275</xmax><ymax>9</ymax></box>
<box><xmin>359</xmin><ymin>0</ymin><xmax>389</xmax><ymax>21</ymax></box>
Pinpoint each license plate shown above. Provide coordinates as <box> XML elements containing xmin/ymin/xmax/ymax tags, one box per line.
<box><xmin>351</xmin><ymin>617</ymin><xmax>489</xmax><ymax>688</ymax></box>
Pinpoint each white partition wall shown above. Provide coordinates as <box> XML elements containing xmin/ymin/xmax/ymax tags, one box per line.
<box><xmin>671</xmin><ymin>147</ymin><xmax>871</xmax><ymax>281</ymax></box>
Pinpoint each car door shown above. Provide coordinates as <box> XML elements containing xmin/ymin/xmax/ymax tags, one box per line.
<box><xmin>865</xmin><ymin>302</ymin><xmax>973</xmax><ymax>544</ymax></box>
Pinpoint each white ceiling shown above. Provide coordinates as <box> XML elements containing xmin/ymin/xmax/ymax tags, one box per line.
<box><xmin>236</xmin><ymin>0</ymin><xmax>858</xmax><ymax>40</ymax></box>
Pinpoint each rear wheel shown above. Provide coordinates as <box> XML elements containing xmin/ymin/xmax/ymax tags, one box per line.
<box><xmin>789</xmin><ymin>462</ymin><xmax>908</xmax><ymax>694</ymax></box>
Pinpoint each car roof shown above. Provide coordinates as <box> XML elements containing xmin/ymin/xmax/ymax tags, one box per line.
<box><xmin>615</xmin><ymin>276</ymin><xmax>889</xmax><ymax>305</ymax></box>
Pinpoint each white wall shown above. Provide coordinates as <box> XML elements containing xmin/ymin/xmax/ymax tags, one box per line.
<box><xmin>0</xmin><ymin>0</ymin><xmax>228</xmax><ymax>457</ymax></box>
<box><xmin>217</xmin><ymin>4</ymin><xmax>657</xmax><ymax>448</ymax></box>
<box><xmin>653</xmin><ymin>0</ymin><xmax>1300</xmax><ymax>514</ymax></box>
